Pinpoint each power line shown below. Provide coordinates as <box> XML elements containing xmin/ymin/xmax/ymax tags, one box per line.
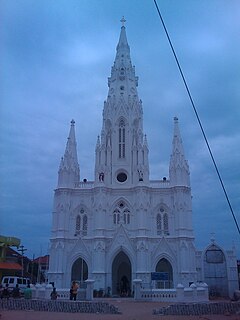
<box><xmin>153</xmin><ymin>0</ymin><xmax>240</xmax><ymax>235</ymax></box>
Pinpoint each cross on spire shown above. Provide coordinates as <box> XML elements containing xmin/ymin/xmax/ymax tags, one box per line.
<box><xmin>120</xmin><ymin>16</ymin><xmax>126</xmax><ymax>26</ymax></box>
<box><xmin>210</xmin><ymin>232</ymin><xmax>216</xmax><ymax>243</ymax></box>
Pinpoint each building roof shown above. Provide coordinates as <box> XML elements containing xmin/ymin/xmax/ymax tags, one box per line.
<box><xmin>33</xmin><ymin>255</ymin><xmax>49</xmax><ymax>264</ymax></box>
<box><xmin>0</xmin><ymin>262</ymin><xmax>22</xmax><ymax>270</ymax></box>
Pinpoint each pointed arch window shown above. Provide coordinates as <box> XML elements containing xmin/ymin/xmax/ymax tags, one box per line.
<box><xmin>74</xmin><ymin>209</ymin><xmax>88</xmax><ymax>237</ymax></box>
<box><xmin>156</xmin><ymin>208</ymin><xmax>169</xmax><ymax>236</ymax></box>
<box><xmin>156</xmin><ymin>213</ymin><xmax>162</xmax><ymax>235</ymax></box>
<box><xmin>163</xmin><ymin>213</ymin><xmax>169</xmax><ymax>235</ymax></box>
<box><xmin>119</xmin><ymin>119</ymin><xmax>125</xmax><ymax>158</ymax></box>
<box><xmin>75</xmin><ymin>215</ymin><xmax>81</xmax><ymax>235</ymax></box>
<box><xmin>113</xmin><ymin>202</ymin><xmax>130</xmax><ymax>225</ymax></box>
<box><xmin>82</xmin><ymin>215</ymin><xmax>88</xmax><ymax>236</ymax></box>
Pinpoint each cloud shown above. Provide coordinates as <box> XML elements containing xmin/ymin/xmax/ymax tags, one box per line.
<box><xmin>0</xmin><ymin>0</ymin><xmax>239</xmax><ymax>258</ymax></box>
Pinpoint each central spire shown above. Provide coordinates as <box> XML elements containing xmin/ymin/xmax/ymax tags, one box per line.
<box><xmin>94</xmin><ymin>20</ymin><xmax>149</xmax><ymax>187</ymax></box>
<box><xmin>106</xmin><ymin>18</ymin><xmax>139</xmax><ymax>108</ymax></box>
<box><xmin>116</xmin><ymin>18</ymin><xmax>129</xmax><ymax>55</ymax></box>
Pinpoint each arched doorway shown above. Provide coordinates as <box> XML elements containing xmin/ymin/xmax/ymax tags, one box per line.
<box><xmin>156</xmin><ymin>258</ymin><xmax>173</xmax><ymax>288</ymax></box>
<box><xmin>204</xmin><ymin>244</ymin><xmax>228</xmax><ymax>297</ymax></box>
<box><xmin>112</xmin><ymin>251</ymin><xmax>131</xmax><ymax>296</ymax></box>
<box><xmin>71</xmin><ymin>257</ymin><xmax>88</xmax><ymax>288</ymax></box>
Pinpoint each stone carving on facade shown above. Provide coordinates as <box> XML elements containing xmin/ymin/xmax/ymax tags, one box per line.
<box><xmin>137</xmin><ymin>241</ymin><xmax>148</xmax><ymax>252</ymax></box>
<box><xmin>55</xmin><ymin>241</ymin><xmax>64</xmax><ymax>249</ymax></box>
<box><xmin>94</xmin><ymin>241</ymin><xmax>105</xmax><ymax>252</ymax></box>
<box><xmin>137</xmin><ymin>168</ymin><xmax>143</xmax><ymax>181</ymax></box>
<box><xmin>117</xmin><ymin>234</ymin><xmax>126</xmax><ymax>246</ymax></box>
<box><xmin>99</xmin><ymin>172</ymin><xmax>104</xmax><ymax>182</ymax></box>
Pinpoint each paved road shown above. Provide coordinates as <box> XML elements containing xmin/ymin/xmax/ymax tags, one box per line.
<box><xmin>1</xmin><ymin>299</ymin><xmax>239</xmax><ymax>320</ymax></box>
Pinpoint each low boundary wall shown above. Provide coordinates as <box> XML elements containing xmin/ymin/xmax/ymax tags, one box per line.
<box><xmin>0</xmin><ymin>299</ymin><xmax>120</xmax><ymax>314</ymax></box>
<box><xmin>133</xmin><ymin>280</ymin><xmax>209</xmax><ymax>302</ymax></box>
<box><xmin>153</xmin><ymin>302</ymin><xmax>240</xmax><ymax>316</ymax></box>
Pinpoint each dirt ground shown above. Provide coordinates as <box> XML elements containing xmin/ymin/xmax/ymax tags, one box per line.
<box><xmin>1</xmin><ymin>299</ymin><xmax>240</xmax><ymax>320</ymax></box>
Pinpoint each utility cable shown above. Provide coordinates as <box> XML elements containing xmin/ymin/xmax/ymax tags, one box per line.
<box><xmin>153</xmin><ymin>0</ymin><xmax>240</xmax><ymax>235</ymax></box>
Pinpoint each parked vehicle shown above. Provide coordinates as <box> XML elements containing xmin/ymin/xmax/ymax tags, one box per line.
<box><xmin>1</xmin><ymin>276</ymin><xmax>30</xmax><ymax>293</ymax></box>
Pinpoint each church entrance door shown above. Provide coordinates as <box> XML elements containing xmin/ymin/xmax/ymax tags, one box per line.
<box><xmin>156</xmin><ymin>258</ymin><xmax>173</xmax><ymax>288</ymax></box>
<box><xmin>71</xmin><ymin>257</ymin><xmax>88</xmax><ymax>288</ymax></box>
<box><xmin>112</xmin><ymin>251</ymin><xmax>131</xmax><ymax>296</ymax></box>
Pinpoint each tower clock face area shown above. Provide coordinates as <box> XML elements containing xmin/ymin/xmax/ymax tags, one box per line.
<box><xmin>116</xmin><ymin>171</ymin><xmax>128</xmax><ymax>183</ymax></box>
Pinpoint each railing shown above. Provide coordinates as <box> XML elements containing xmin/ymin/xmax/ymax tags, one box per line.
<box><xmin>57</xmin><ymin>288</ymin><xmax>86</xmax><ymax>300</ymax></box>
<box><xmin>31</xmin><ymin>284</ymin><xmax>87</xmax><ymax>300</ymax></box>
<box><xmin>74</xmin><ymin>180</ymin><xmax>171</xmax><ymax>189</ymax></box>
<box><xmin>133</xmin><ymin>280</ymin><xmax>209</xmax><ymax>302</ymax></box>
<box><xmin>138</xmin><ymin>287</ymin><xmax>208</xmax><ymax>302</ymax></box>
<box><xmin>75</xmin><ymin>181</ymin><xmax>94</xmax><ymax>189</ymax></box>
<box><xmin>30</xmin><ymin>281</ymin><xmax>208</xmax><ymax>303</ymax></box>
<box><xmin>149</xmin><ymin>180</ymin><xmax>170</xmax><ymax>188</ymax></box>
<box><xmin>140</xmin><ymin>289</ymin><xmax>177</xmax><ymax>301</ymax></box>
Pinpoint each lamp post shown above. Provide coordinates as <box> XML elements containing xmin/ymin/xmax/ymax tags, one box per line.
<box><xmin>18</xmin><ymin>245</ymin><xmax>27</xmax><ymax>278</ymax></box>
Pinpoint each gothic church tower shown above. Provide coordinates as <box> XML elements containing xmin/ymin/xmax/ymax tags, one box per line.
<box><xmin>48</xmin><ymin>20</ymin><xmax>197</xmax><ymax>293</ymax></box>
<box><xmin>95</xmin><ymin>20</ymin><xmax>149</xmax><ymax>186</ymax></box>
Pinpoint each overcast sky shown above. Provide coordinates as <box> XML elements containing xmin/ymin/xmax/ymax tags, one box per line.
<box><xmin>0</xmin><ymin>0</ymin><xmax>239</xmax><ymax>259</ymax></box>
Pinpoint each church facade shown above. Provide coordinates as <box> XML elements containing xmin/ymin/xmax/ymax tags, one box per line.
<box><xmin>48</xmin><ymin>22</ymin><xmax>238</xmax><ymax>297</ymax></box>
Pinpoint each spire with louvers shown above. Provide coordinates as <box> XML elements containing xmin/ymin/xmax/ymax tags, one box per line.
<box><xmin>94</xmin><ymin>18</ymin><xmax>149</xmax><ymax>186</ymax></box>
<box><xmin>58</xmin><ymin>119</ymin><xmax>80</xmax><ymax>188</ymax></box>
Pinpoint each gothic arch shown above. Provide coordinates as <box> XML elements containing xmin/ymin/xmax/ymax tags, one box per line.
<box><xmin>111</xmin><ymin>198</ymin><xmax>132</xmax><ymax>212</ymax></box>
<box><xmin>155</xmin><ymin>204</ymin><xmax>170</xmax><ymax>236</ymax></box>
<box><xmin>154</xmin><ymin>203</ymin><xmax>170</xmax><ymax>215</ymax></box>
<box><xmin>116</xmin><ymin>116</ymin><xmax>128</xmax><ymax>127</ymax></box>
<box><xmin>155</xmin><ymin>257</ymin><xmax>173</xmax><ymax>289</ymax></box>
<box><xmin>70</xmin><ymin>205</ymin><xmax>89</xmax><ymax>237</ymax></box>
<box><xmin>70</xmin><ymin>244</ymin><xmax>91</xmax><ymax>266</ymax></box>
<box><xmin>71</xmin><ymin>256</ymin><xmax>88</xmax><ymax>287</ymax></box>
<box><xmin>64</xmin><ymin>243</ymin><xmax>91</xmax><ymax>289</ymax></box>
<box><xmin>111</xmin><ymin>198</ymin><xmax>132</xmax><ymax>226</ymax></box>
<box><xmin>203</xmin><ymin>243</ymin><xmax>228</xmax><ymax>297</ymax></box>
<box><xmin>152</xmin><ymin>240</ymin><xmax>177</xmax><ymax>285</ymax></box>
<box><xmin>153</xmin><ymin>251</ymin><xmax>175</xmax><ymax>270</ymax></box>
<box><xmin>106</xmin><ymin>226</ymin><xmax>136</xmax><ymax>291</ymax></box>
<box><xmin>111</xmin><ymin>250</ymin><xmax>132</xmax><ymax>296</ymax></box>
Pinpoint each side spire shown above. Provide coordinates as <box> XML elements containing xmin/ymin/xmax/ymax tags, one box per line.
<box><xmin>169</xmin><ymin>117</ymin><xmax>190</xmax><ymax>186</ymax></box>
<box><xmin>57</xmin><ymin>119</ymin><xmax>80</xmax><ymax>188</ymax></box>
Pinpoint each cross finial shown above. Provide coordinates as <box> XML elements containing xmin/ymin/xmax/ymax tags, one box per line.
<box><xmin>210</xmin><ymin>232</ymin><xmax>215</xmax><ymax>243</ymax></box>
<box><xmin>120</xmin><ymin>16</ymin><xmax>126</xmax><ymax>26</ymax></box>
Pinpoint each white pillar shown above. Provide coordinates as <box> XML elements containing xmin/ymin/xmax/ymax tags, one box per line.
<box><xmin>133</xmin><ymin>279</ymin><xmax>142</xmax><ymax>300</ymax></box>
<box><xmin>85</xmin><ymin>279</ymin><xmax>95</xmax><ymax>301</ymax></box>
<box><xmin>176</xmin><ymin>283</ymin><xmax>184</xmax><ymax>302</ymax></box>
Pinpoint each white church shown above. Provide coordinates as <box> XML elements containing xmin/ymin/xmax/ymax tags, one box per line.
<box><xmin>48</xmin><ymin>21</ymin><xmax>238</xmax><ymax>298</ymax></box>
